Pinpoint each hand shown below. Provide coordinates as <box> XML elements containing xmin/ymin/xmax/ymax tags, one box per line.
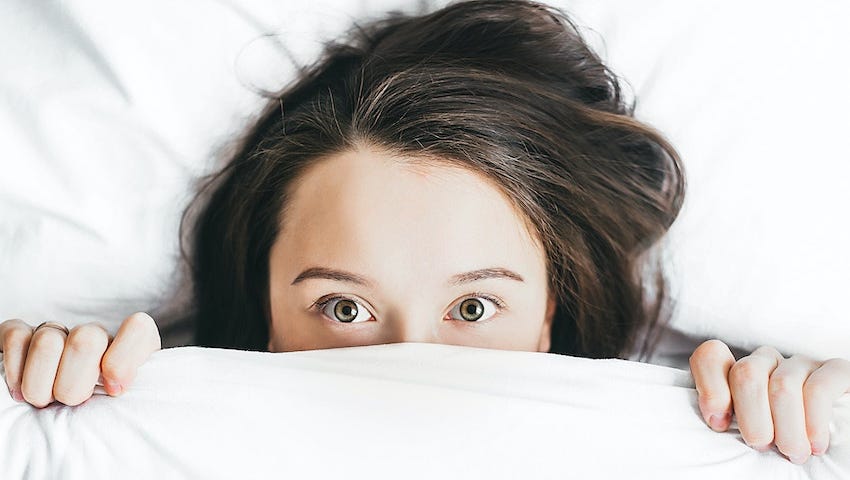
<box><xmin>689</xmin><ymin>339</ymin><xmax>850</xmax><ymax>464</ymax></box>
<box><xmin>0</xmin><ymin>312</ymin><xmax>161</xmax><ymax>408</ymax></box>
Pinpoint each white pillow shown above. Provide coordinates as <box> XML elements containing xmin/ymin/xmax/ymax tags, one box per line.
<box><xmin>2</xmin><ymin>343</ymin><xmax>848</xmax><ymax>479</ymax></box>
<box><xmin>1</xmin><ymin>0</ymin><xmax>847</xmax><ymax>360</ymax></box>
<box><xmin>563</xmin><ymin>0</ymin><xmax>850</xmax><ymax>361</ymax></box>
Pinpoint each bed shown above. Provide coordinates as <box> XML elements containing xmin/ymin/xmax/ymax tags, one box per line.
<box><xmin>1</xmin><ymin>0</ymin><xmax>848</xmax><ymax>478</ymax></box>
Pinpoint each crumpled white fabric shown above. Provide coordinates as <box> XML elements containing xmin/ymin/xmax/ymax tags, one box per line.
<box><xmin>1</xmin><ymin>343</ymin><xmax>848</xmax><ymax>479</ymax></box>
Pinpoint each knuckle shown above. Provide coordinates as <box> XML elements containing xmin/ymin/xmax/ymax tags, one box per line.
<box><xmin>125</xmin><ymin>312</ymin><xmax>153</xmax><ymax>331</ymax></box>
<box><xmin>3</xmin><ymin>327</ymin><xmax>31</xmax><ymax>351</ymax></box>
<box><xmin>29</xmin><ymin>330</ymin><xmax>66</xmax><ymax>354</ymax></box>
<box><xmin>768</xmin><ymin>374</ymin><xmax>798</xmax><ymax>400</ymax></box>
<box><xmin>754</xmin><ymin>345</ymin><xmax>782</xmax><ymax>358</ymax></box>
<box><xmin>2</xmin><ymin>328</ymin><xmax>31</xmax><ymax>353</ymax></box>
<box><xmin>729</xmin><ymin>360</ymin><xmax>761</xmax><ymax>385</ymax></box>
<box><xmin>66</xmin><ymin>325</ymin><xmax>108</xmax><ymax>354</ymax></box>
<box><xmin>825</xmin><ymin>357</ymin><xmax>850</xmax><ymax>372</ymax></box>
<box><xmin>1</xmin><ymin>319</ymin><xmax>29</xmax><ymax>330</ymax></box>
<box><xmin>128</xmin><ymin>312</ymin><xmax>161</xmax><ymax>348</ymax></box>
<box><xmin>701</xmin><ymin>339</ymin><xmax>729</xmax><ymax>353</ymax></box>
<box><xmin>690</xmin><ymin>339</ymin><xmax>729</xmax><ymax>365</ymax></box>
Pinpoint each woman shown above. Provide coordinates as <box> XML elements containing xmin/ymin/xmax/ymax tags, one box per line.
<box><xmin>1</xmin><ymin>0</ymin><xmax>846</xmax><ymax>465</ymax></box>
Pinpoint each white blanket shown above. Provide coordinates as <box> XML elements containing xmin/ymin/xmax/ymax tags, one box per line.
<box><xmin>1</xmin><ymin>343</ymin><xmax>848</xmax><ymax>479</ymax></box>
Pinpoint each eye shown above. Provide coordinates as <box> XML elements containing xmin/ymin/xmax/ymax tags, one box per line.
<box><xmin>319</xmin><ymin>297</ymin><xmax>373</xmax><ymax>323</ymax></box>
<box><xmin>448</xmin><ymin>296</ymin><xmax>500</xmax><ymax>322</ymax></box>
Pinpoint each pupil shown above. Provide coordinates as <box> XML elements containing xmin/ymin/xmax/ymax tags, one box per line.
<box><xmin>461</xmin><ymin>299</ymin><xmax>483</xmax><ymax>321</ymax></box>
<box><xmin>335</xmin><ymin>301</ymin><xmax>357</xmax><ymax>322</ymax></box>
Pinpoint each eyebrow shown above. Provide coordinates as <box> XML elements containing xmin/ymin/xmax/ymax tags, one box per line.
<box><xmin>447</xmin><ymin>267</ymin><xmax>524</xmax><ymax>286</ymax></box>
<box><xmin>291</xmin><ymin>267</ymin><xmax>373</xmax><ymax>287</ymax></box>
<box><xmin>290</xmin><ymin>267</ymin><xmax>524</xmax><ymax>287</ymax></box>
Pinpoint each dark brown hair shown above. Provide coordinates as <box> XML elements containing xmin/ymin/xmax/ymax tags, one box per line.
<box><xmin>178</xmin><ymin>0</ymin><xmax>685</xmax><ymax>359</ymax></box>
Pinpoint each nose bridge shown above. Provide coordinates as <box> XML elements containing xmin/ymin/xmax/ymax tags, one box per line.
<box><xmin>385</xmin><ymin>306</ymin><xmax>440</xmax><ymax>344</ymax></box>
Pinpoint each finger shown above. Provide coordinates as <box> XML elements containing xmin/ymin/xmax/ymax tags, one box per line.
<box><xmin>20</xmin><ymin>325</ymin><xmax>69</xmax><ymax>408</ymax></box>
<box><xmin>0</xmin><ymin>320</ymin><xmax>34</xmax><ymax>402</ymax></box>
<box><xmin>769</xmin><ymin>354</ymin><xmax>819</xmax><ymax>464</ymax></box>
<box><xmin>729</xmin><ymin>346</ymin><xmax>784</xmax><ymax>451</ymax></box>
<box><xmin>52</xmin><ymin>323</ymin><xmax>110</xmax><ymax>406</ymax></box>
<box><xmin>804</xmin><ymin>358</ymin><xmax>850</xmax><ymax>456</ymax></box>
<box><xmin>100</xmin><ymin>312</ymin><xmax>161</xmax><ymax>396</ymax></box>
<box><xmin>689</xmin><ymin>339</ymin><xmax>736</xmax><ymax>431</ymax></box>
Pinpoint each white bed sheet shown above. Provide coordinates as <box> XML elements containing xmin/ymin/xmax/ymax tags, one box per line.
<box><xmin>1</xmin><ymin>343</ymin><xmax>848</xmax><ymax>479</ymax></box>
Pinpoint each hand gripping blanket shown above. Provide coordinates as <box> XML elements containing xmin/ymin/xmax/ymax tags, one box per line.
<box><xmin>1</xmin><ymin>343</ymin><xmax>848</xmax><ymax>479</ymax></box>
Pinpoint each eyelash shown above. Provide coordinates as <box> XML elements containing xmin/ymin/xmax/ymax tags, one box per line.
<box><xmin>310</xmin><ymin>292</ymin><xmax>508</xmax><ymax>323</ymax></box>
<box><xmin>464</xmin><ymin>293</ymin><xmax>507</xmax><ymax>310</ymax></box>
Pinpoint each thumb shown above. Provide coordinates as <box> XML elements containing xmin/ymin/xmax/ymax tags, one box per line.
<box><xmin>99</xmin><ymin>312</ymin><xmax>161</xmax><ymax>396</ymax></box>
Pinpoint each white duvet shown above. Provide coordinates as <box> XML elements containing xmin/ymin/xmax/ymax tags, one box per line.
<box><xmin>1</xmin><ymin>343</ymin><xmax>848</xmax><ymax>479</ymax></box>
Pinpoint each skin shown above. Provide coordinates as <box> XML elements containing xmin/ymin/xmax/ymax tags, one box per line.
<box><xmin>689</xmin><ymin>341</ymin><xmax>850</xmax><ymax>464</ymax></box>
<box><xmin>0</xmin><ymin>144</ymin><xmax>847</xmax><ymax>465</ymax></box>
<box><xmin>266</xmin><ymin>146</ymin><xmax>554</xmax><ymax>353</ymax></box>
<box><xmin>0</xmin><ymin>313</ymin><xmax>160</xmax><ymax>407</ymax></box>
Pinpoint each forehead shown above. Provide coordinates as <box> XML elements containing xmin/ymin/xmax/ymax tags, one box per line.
<box><xmin>278</xmin><ymin>146</ymin><xmax>545</xmax><ymax>278</ymax></box>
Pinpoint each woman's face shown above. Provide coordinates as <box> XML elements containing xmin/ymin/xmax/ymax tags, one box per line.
<box><xmin>267</xmin><ymin>145</ymin><xmax>555</xmax><ymax>353</ymax></box>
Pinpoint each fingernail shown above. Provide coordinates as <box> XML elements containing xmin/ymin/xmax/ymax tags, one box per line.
<box><xmin>103</xmin><ymin>380</ymin><xmax>123</xmax><ymax>396</ymax></box>
<box><xmin>811</xmin><ymin>441</ymin><xmax>826</xmax><ymax>455</ymax></box>
<box><xmin>708</xmin><ymin>413</ymin><xmax>730</xmax><ymax>431</ymax></box>
<box><xmin>789</xmin><ymin>454</ymin><xmax>809</xmax><ymax>465</ymax></box>
<box><xmin>10</xmin><ymin>388</ymin><xmax>23</xmax><ymax>402</ymax></box>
